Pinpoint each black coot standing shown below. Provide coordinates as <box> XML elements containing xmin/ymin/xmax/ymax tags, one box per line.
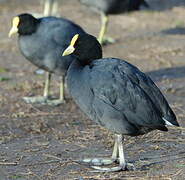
<box><xmin>79</xmin><ymin>0</ymin><xmax>149</xmax><ymax>44</ymax></box>
<box><xmin>62</xmin><ymin>34</ymin><xmax>179</xmax><ymax>171</ymax></box>
<box><xmin>9</xmin><ymin>13</ymin><xmax>86</xmax><ymax>105</ymax></box>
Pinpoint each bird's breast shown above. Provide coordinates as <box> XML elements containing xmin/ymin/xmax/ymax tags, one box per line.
<box><xmin>19</xmin><ymin>35</ymin><xmax>44</xmax><ymax>61</ymax></box>
<box><xmin>67</xmin><ymin>66</ymin><xmax>95</xmax><ymax>116</ymax></box>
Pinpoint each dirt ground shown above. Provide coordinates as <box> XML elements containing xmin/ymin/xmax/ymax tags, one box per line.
<box><xmin>1</xmin><ymin>0</ymin><xmax>185</xmax><ymax>179</ymax></box>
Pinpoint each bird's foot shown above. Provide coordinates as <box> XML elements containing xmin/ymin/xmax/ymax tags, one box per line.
<box><xmin>81</xmin><ymin>158</ymin><xmax>135</xmax><ymax>172</ymax></box>
<box><xmin>91</xmin><ymin>162</ymin><xmax>135</xmax><ymax>172</ymax></box>
<box><xmin>23</xmin><ymin>96</ymin><xmax>47</xmax><ymax>104</ymax></box>
<box><xmin>23</xmin><ymin>96</ymin><xmax>65</xmax><ymax>106</ymax></box>
<box><xmin>99</xmin><ymin>37</ymin><xmax>116</xmax><ymax>45</ymax></box>
<box><xmin>34</xmin><ymin>68</ymin><xmax>45</xmax><ymax>75</ymax></box>
<box><xmin>82</xmin><ymin>158</ymin><xmax>117</xmax><ymax>166</ymax></box>
<box><xmin>91</xmin><ymin>165</ymin><xmax>125</xmax><ymax>172</ymax></box>
<box><xmin>46</xmin><ymin>99</ymin><xmax>65</xmax><ymax>106</ymax></box>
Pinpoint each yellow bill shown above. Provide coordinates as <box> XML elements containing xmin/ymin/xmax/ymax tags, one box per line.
<box><xmin>62</xmin><ymin>34</ymin><xmax>79</xmax><ymax>56</ymax></box>
<box><xmin>8</xmin><ymin>16</ymin><xmax>20</xmax><ymax>37</ymax></box>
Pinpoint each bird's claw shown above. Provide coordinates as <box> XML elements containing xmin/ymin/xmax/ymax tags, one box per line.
<box><xmin>99</xmin><ymin>36</ymin><xmax>116</xmax><ymax>45</ymax></box>
<box><xmin>23</xmin><ymin>96</ymin><xmax>65</xmax><ymax>106</ymax></box>
<box><xmin>91</xmin><ymin>162</ymin><xmax>135</xmax><ymax>172</ymax></box>
<box><xmin>91</xmin><ymin>165</ymin><xmax>126</xmax><ymax>172</ymax></box>
<box><xmin>23</xmin><ymin>96</ymin><xmax>47</xmax><ymax>104</ymax></box>
<box><xmin>46</xmin><ymin>99</ymin><xmax>65</xmax><ymax>106</ymax></box>
<box><xmin>82</xmin><ymin>158</ymin><xmax>116</xmax><ymax>166</ymax></box>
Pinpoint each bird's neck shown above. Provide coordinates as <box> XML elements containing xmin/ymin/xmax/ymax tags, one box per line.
<box><xmin>68</xmin><ymin>59</ymin><xmax>83</xmax><ymax>71</ymax></box>
<box><xmin>20</xmin><ymin>19</ymin><xmax>41</xmax><ymax>36</ymax></box>
<box><xmin>76</xmin><ymin>57</ymin><xmax>95</xmax><ymax>66</ymax></box>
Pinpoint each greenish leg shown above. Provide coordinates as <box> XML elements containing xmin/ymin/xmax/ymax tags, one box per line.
<box><xmin>98</xmin><ymin>13</ymin><xmax>115</xmax><ymax>45</ymax></box>
<box><xmin>23</xmin><ymin>72</ymin><xmax>65</xmax><ymax>106</ymax></box>
<box><xmin>98</xmin><ymin>13</ymin><xmax>108</xmax><ymax>45</ymax></box>
<box><xmin>22</xmin><ymin>71</ymin><xmax>50</xmax><ymax>104</ymax></box>
<box><xmin>46</xmin><ymin>75</ymin><xmax>65</xmax><ymax>106</ymax></box>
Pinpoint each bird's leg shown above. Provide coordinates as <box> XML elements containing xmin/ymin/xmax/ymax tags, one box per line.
<box><xmin>59</xmin><ymin>75</ymin><xmax>65</xmax><ymax>102</ymax></box>
<box><xmin>91</xmin><ymin>135</ymin><xmax>135</xmax><ymax>172</ymax></box>
<box><xmin>81</xmin><ymin>135</ymin><xmax>119</xmax><ymax>167</ymax></box>
<box><xmin>117</xmin><ymin>134</ymin><xmax>126</xmax><ymax>169</ymax></box>
<box><xmin>44</xmin><ymin>0</ymin><xmax>54</xmax><ymax>16</ymax></box>
<box><xmin>90</xmin><ymin>134</ymin><xmax>125</xmax><ymax>172</ymax></box>
<box><xmin>33</xmin><ymin>0</ymin><xmax>58</xmax><ymax>18</ymax></box>
<box><xmin>118</xmin><ymin>135</ymin><xmax>135</xmax><ymax>171</ymax></box>
<box><xmin>51</xmin><ymin>0</ymin><xmax>59</xmax><ymax>16</ymax></box>
<box><xmin>98</xmin><ymin>12</ymin><xmax>108</xmax><ymax>45</ymax></box>
<box><xmin>46</xmin><ymin>75</ymin><xmax>66</xmax><ymax>106</ymax></box>
<box><xmin>112</xmin><ymin>135</ymin><xmax>119</xmax><ymax>160</ymax></box>
<box><xmin>22</xmin><ymin>72</ymin><xmax>51</xmax><ymax>104</ymax></box>
<box><xmin>44</xmin><ymin>0</ymin><xmax>51</xmax><ymax>16</ymax></box>
<box><xmin>98</xmin><ymin>13</ymin><xmax>115</xmax><ymax>45</ymax></box>
<box><xmin>43</xmin><ymin>71</ymin><xmax>51</xmax><ymax>98</ymax></box>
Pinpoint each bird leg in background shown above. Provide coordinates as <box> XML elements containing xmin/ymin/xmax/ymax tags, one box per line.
<box><xmin>51</xmin><ymin>0</ymin><xmax>58</xmax><ymax>16</ymax></box>
<box><xmin>46</xmin><ymin>75</ymin><xmax>66</xmax><ymax>106</ymax></box>
<box><xmin>82</xmin><ymin>134</ymin><xmax>135</xmax><ymax>172</ymax></box>
<box><xmin>98</xmin><ymin>13</ymin><xmax>115</xmax><ymax>45</ymax></box>
<box><xmin>44</xmin><ymin>0</ymin><xmax>58</xmax><ymax>16</ymax></box>
<box><xmin>43</xmin><ymin>71</ymin><xmax>51</xmax><ymax>98</ymax></box>
<box><xmin>23</xmin><ymin>72</ymin><xmax>65</xmax><ymax>105</ymax></box>
<box><xmin>33</xmin><ymin>0</ymin><xmax>59</xmax><ymax>18</ymax></box>
<box><xmin>22</xmin><ymin>72</ymin><xmax>51</xmax><ymax>104</ymax></box>
<box><xmin>98</xmin><ymin>12</ymin><xmax>108</xmax><ymax>44</ymax></box>
<box><xmin>44</xmin><ymin>0</ymin><xmax>53</xmax><ymax>16</ymax></box>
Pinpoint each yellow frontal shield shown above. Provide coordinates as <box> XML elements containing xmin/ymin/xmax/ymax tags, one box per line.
<box><xmin>8</xmin><ymin>16</ymin><xmax>20</xmax><ymax>37</ymax></box>
<box><xmin>62</xmin><ymin>34</ymin><xmax>79</xmax><ymax>56</ymax></box>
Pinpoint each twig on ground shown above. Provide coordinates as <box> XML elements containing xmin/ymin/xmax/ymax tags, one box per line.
<box><xmin>0</xmin><ymin>162</ymin><xmax>18</xmax><ymax>166</ymax></box>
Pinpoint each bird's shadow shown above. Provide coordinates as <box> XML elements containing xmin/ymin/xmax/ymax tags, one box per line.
<box><xmin>139</xmin><ymin>155</ymin><xmax>185</xmax><ymax>171</ymax></box>
<box><xmin>161</xmin><ymin>27</ymin><xmax>185</xmax><ymax>35</ymax></box>
<box><xmin>147</xmin><ymin>0</ymin><xmax>185</xmax><ymax>11</ymax></box>
<box><xmin>146</xmin><ymin>66</ymin><xmax>185</xmax><ymax>82</ymax></box>
<box><xmin>128</xmin><ymin>151</ymin><xmax>185</xmax><ymax>171</ymax></box>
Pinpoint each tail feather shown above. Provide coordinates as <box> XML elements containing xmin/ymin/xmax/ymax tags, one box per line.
<box><xmin>163</xmin><ymin>117</ymin><xmax>180</xmax><ymax>127</ymax></box>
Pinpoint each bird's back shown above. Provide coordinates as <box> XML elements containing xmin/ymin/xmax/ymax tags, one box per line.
<box><xmin>67</xmin><ymin>58</ymin><xmax>178</xmax><ymax>136</ymax></box>
<box><xmin>79</xmin><ymin>0</ymin><xmax>148</xmax><ymax>15</ymax></box>
<box><xmin>19</xmin><ymin>16</ymin><xmax>85</xmax><ymax>75</ymax></box>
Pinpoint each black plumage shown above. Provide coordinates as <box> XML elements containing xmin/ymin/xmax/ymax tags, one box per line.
<box><xmin>79</xmin><ymin>0</ymin><xmax>149</xmax><ymax>44</ymax></box>
<box><xmin>9</xmin><ymin>13</ymin><xmax>86</xmax><ymax>105</ymax></box>
<box><xmin>80</xmin><ymin>0</ymin><xmax>148</xmax><ymax>14</ymax></box>
<box><xmin>62</xmin><ymin>34</ymin><xmax>179</xmax><ymax>171</ymax></box>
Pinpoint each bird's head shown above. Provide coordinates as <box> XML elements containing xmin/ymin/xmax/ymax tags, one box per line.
<box><xmin>62</xmin><ymin>33</ymin><xmax>102</xmax><ymax>65</ymax></box>
<box><xmin>9</xmin><ymin>13</ymin><xmax>39</xmax><ymax>37</ymax></box>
